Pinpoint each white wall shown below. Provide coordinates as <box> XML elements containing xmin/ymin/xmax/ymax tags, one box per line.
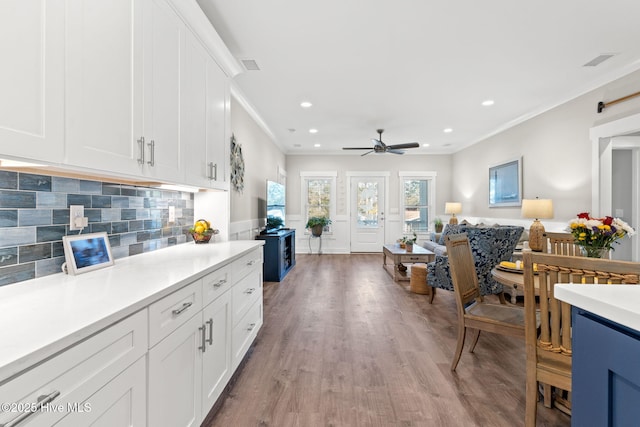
<box><xmin>452</xmin><ymin>68</ymin><xmax>640</xmax><ymax>231</ymax></box>
<box><xmin>229</xmin><ymin>96</ymin><xmax>286</xmax><ymax>240</ymax></box>
<box><xmin>285</xmin><ymin>154</ymin><xmax>452</xmax><ymax>253</ymax></box>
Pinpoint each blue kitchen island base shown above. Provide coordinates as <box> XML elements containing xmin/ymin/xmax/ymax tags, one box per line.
<box><xmin>573</xmin><ymin>307</ymin><xmax>640</xmax><ymax>426</ymax></box>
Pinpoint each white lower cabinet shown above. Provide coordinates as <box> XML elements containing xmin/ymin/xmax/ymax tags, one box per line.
<box><xmin>148</xmin><ymin>285</ymin><xmax>232</xmax><ymax>427</ymax></box>
<box><xmin>0</xmin><ymin>247</ymin><xmax>262</xmax><ymax>427</ymax></box>
<box><xmin>0</xmin><ymin>309</ymin><xmax>147</xmax><ymax>427</ymax></box>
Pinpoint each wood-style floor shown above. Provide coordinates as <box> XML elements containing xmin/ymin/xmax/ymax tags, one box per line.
<box><xmin>205</xmin><ymin>254</ymin><xmax>570</xmax><ymax>427</ymax></box>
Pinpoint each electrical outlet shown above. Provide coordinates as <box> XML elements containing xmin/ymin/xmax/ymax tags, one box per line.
<box><xmin>69</xmin><ymin>205</ymin><xmax>85</xmax><ymax>231</ymax></box>
<box><xmin>168</xmin><ymin>205</ymin><xmax>176</xmax><ymax>223</ymax></box>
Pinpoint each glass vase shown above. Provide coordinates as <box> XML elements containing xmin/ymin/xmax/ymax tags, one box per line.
<box><xmin>579</xmin><ymin>246</ymin><xmax>609</xmax><ymax>258</ymax></box>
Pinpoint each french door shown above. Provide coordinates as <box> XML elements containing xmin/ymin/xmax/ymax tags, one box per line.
<box><xmin>350</xmin><ymin>176</ymin><xmax>385</xmax><ymax>252</ymax></box>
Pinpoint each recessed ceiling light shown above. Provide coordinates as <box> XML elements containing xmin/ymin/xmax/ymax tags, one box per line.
<box><xmin>422</xmin><ymin>143</ymin><xmax>430</xmax><ymax>147</ymax></box>
<box><xmin>300</xmin><ymin>101</ymin><xmax>312</xmax><ymax>108</ymax></box>
<box><xmin>314</xmin><ymin>143</ymin><xmax>321</xmax><ymax>148</ymax></box>
<box><xmin>309</xmin><ymin>128</ymin><xmax>318</xmax><ymax>134</ymax></box>
<box><xmin>481</xmin><ymin>100</ymin><xmax>495</xmax><ymax>106</ymax></box>
<box><xmin>443</xmin><ymin>128</ymin><xmax>453</xmax><ymax>133</ymax></box>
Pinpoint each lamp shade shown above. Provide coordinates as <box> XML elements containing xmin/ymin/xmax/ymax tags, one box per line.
<box><xmin>521</xmin><ymin>199</ymin><xmax>553</xmax><ymax>219</ymax></box>
<box><xmin>445</xmin><ymin>202</ymin><xmax>462</xmax><ymax>215</ymax></box>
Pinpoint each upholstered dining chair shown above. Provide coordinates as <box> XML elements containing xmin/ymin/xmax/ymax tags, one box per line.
<box><xmin>522</xmin><ymin>252</ymin><xmax>640</xmax><ymax>427</ymax></box>
<box><xmin>444</xmin><ymin>233</ymin><xmax>527</xmax><ymax>371</ymax></box>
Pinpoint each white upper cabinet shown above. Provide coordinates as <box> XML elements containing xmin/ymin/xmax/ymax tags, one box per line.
<box><xmin>142</xmin><ymin>0</ymin><xmax>185</xmax><ymax>182</ymax></box>
<box><xmin>0</xmin><ymin>0</ymin><xmax>65</xmax><ymax>163</ymax></box>
<box><xmin>65</xmin><ymin>0</ymin><xmax>145</xmax><ymax>175</ymax></box>
<box><xmin>182</xmin><ymin>32</ymin><xmax>229</xmax><ymax>190</ymax></box>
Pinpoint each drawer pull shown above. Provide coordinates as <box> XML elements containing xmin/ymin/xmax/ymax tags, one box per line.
<box><xmin>247</xmin><ymin>260</ymin><xmax>256</xmax><ymax>266</ymax></box>
<box><xmin>247</xmin><ymin>323</ymin><xmax>256</xmax><ymax>332</ymax></box>
<box><xmin>213</xmin><ymin>279</ymin><xmax>226</xmax><ymax>288</ymax></box>
<box><xmin>171</xmin><ymin>302</ymin><xmax>193</xmax><ymax>316</ymax></box>
<box><xmin>2</xmin><ymin>390</ymin><xmax>61</xmax><ymax>427</ymax></box>
<box><xmin>199</xmin><ymin>325</ymin><xmax>206</xmax><ymax>353</ymax></box>
<box><xmin>206</xmin><ymin>318</ymin><xmax>213</xmax><ymax>345</ymax></box>
<box><xmin>244</xmin><ymin>288</ymin><xmax>256</xmax><ymax>294</ymax></box>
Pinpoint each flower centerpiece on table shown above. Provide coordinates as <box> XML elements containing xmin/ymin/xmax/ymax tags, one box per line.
<box><xmin>189</xmin><ymin>219</ymin><xmax>219</xmax><ymax>244</ymax></box>
<box><xmin>567</xmin><ymin>212</ymin><xmax>635</xmax><ymax>257</ymax></box>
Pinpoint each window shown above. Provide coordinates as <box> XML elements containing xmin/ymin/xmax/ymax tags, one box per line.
<box><xmin>399</xmin><ymin>172</ymin><xmax>436</xmax><ymax>233</ymax></box>
<box><xmin>301</xmin><ymin>171</ymin><xmax>336</xmax><ymax>232</ymax></box>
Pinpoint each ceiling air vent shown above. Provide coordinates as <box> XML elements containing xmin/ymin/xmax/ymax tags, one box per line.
<box><xmin>241</xmin><ymin>59</ymin><xmax>260</xmax><ymax>71</ymax></box>
<box><xmin>583</xmin><ymin>54</ymin><xmax>615</xmax><ymax>67</ymax></box>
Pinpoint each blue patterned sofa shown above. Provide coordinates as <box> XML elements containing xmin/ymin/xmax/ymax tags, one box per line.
<box><xmin>425</xmin><ymin>224</ymin><xmax>524</xmax><ymax>301</ymax></box>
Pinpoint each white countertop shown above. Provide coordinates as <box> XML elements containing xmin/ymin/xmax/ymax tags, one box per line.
<box><xmin>556</xmin><ymin>284</ymin><xmax>640</xmax><ymax>332</ymax></box>
<box><xmin>0</xmin><ymin>240</ymin><xmax>263</xmax><ymax>383</ymax></box>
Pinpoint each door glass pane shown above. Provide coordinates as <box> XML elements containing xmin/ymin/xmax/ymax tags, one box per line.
<box><xmin>356</xmin><ymin>181</ymin><xmax>378</xmax><ymax>228</ymax></box>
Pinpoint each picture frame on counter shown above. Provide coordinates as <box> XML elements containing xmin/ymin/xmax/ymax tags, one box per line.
<box><xmin>62</xmin><ymin>232</ymin><xmax>114</xmax><ymax>275</ymax></box>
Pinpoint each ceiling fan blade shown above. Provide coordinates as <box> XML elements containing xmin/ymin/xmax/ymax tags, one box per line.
<box><xmin>386</xmin><ymin>149</ymin><xmax>405</xmax><ymax>155</ymax></box>
<box><xmin>361</xmin><ymin>150</ymin><xmax>374</xmax><ymax>156</ymax></box>
<box><xmin>387</xmin><ymin>142</ymin><xmax>420</xmax><ymax>150</ymax></box>
<box><xmin>372</xmin><ymin>138</ymin><xmax>384</xmax><ymax>147</ymax></box>
<box><xmin>343</xmin><ymin>147</ymin><xmax>374</xmax><ymax>150</ymax></box>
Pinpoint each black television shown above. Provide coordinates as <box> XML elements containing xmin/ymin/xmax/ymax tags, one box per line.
<box><xmin>265</xmin><ymin>180</ymin><xmax>285</xmax><ymax>232</ymax></box>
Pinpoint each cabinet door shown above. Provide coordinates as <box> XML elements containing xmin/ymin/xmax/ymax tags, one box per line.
<box><xmin>143</xmin><ymin>0</ymin><xmax>184</xmax><ymax>182</ymax></box>
<box><xmin>55</xmin><ymin>357</ymin><xmax>146</xmax><ymax>427</ymax></box>
<box><xmin>0</xmin><ymin>0</ymin><xmax>64</xmax><ymax>163</ymax></box>
<box><xmin>65</xmin><ymin>0</ymin><xmax>144</xmax><ymax>175</ymax></box>
<box><xmin>205</xmin><ymin>56</ymin><xmax>230</xmax><ymax>190</ymax></box>
<box><xmin>182</xmin><ymin>31</ymin><xmax>210</xmax><ymax>187</ymax></box>
<box><xmin>201</xmin><ymin>291</ymin><xmax>231</xmax><ymax>414</ymax></box>
<box><xmin>182</xmin><ymin>31</ymin><xmax>229</xmax><ymax>189</ymax></box>
<box><xmin>148</xmin><ymin>313</ymin><xmax>203</xmax><ymax>427</ymax></box>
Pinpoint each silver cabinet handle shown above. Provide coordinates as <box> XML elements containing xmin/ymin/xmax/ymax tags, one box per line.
<box><xmin>1</xmin><ymin>390</ymin><xmax>61</xmax><ymax>427</ymax></box>
<box><xmin>247</xmin><ymin>323</ymin><xmax>256</xmax><ymax>332</ymax></box>
<box><xmin>147</xmin><ymin>139</ymin><xmax>155</xmax><ymax>166</ymax></box>
<box><xmin>171</xmin><ymin>302</ymin><xmax>192</xmax><ymax>316</ymax></box>
<box><xmin>213</xmin><ymin>279</ymin><xmax>226</xmax><ymax>288</ymax></box>
<box><xmin>198</xmin><ymin>325</ymin><xmax>206</xmax><ymax>353</ymax></box>
<box><xmin>207</xmin><ymin>162</ymin><xmax>213</xmax><ymax>180</ymax></box>
<box><xmin>206</xmin><ymin>319</ymin><xmax>213</xmax><ymax>345</ymax></box>
<box><xmin>247</xmin><ymin>260</ymin><xmax>256</xmax><ymax>266</ymax></box>
<box><xmin>137</xmin><ymin>136</ymin><xmax>145</xmax><ymax>165</ymax></box>
<box><xmin>244</xmin><ymin>288</ymin><xmax>256</xmax><ymax>294</ymax></box>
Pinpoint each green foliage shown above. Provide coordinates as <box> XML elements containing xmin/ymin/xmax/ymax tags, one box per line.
<box><xmin>433</xmin><ymin>217</ymin><xmax>443</xmax><ymax>226</ymax></box>
<box><xmin>399</xmin><ymin>232</ymin><xmax>418</xmax><ymax>244</ymax></box>
<box><xmin>266</xmin><ymin>215</ymin><xmax>284</xmax><ymax>229</ymax></box>
<box><xmin>305</xmin><ymin>216</ymin><xmax>332</xmax><ymax>228</ymax></box>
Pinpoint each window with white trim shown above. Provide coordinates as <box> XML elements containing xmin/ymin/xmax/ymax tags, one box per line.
<box><xmin>301</xmin><ymin>171</ymin><xmax>336</xmax><ymax>232</ymax></box>
<box><xmin>399</xmin><ymin>172</ymin><xmax>436</xmax><ymax>233</ymax></box>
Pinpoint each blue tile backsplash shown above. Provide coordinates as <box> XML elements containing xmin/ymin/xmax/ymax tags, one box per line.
<box><xmin>0</xmin><ymin>170</ymin><xmax>195</xmax><ymax>286</ymax></box>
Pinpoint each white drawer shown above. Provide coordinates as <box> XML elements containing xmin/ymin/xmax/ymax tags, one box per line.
<box><xmin>202</xmin><ymin>264</ymin><xmax>231</xmax><ymax>307</ymax></box>
<box><xmin>231</xmin><ymin>268</ymin><xmax>262</xmax><ymax>326</ymax></box>
<box><xmin>0</xmin><ymin>309</ymin><xmax>147</xmax><ymax>427</ymax></box>
<box><xmin>148</xmin><ymin>280</ymin><xmax>202</xmax><ymax>348</ymax></box>
<box><xmin>232</xmin><ymin>249</ymin><xmax>263</xmax><ymax>284</ymax></box>
<box><xmin>231</xmin><ymin>298</ymin><xmax>262</xmax><ymax>370</ymax></box>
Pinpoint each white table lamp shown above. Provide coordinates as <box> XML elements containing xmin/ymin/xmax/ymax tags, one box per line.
<box><xmin>445</xmin><ymin>202</ymin><xmax>462</xmax><ymax>225</ymax></box>
<box><xmin>521</xmin><ymin>198</ymin><xmax>554</xmax><ymax>252</ymax></box>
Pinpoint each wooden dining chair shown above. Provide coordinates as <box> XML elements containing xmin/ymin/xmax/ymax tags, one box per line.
<box><xmin>542</xmin><ymin>232</ymin><xmax>580</xmax><ymax>256</ymax></box>
<box><xmin>522</xmin><ymin>252</ymin><xmax>640</xmax><ymax>427</ymax></box>
<box><xmin>444</xmin><ymin>233</ymin><xmax>526</xmax><ymax>371</ymax></box>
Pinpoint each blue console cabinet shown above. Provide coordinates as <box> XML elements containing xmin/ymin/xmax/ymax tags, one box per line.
<box><xmin>256</xmin><ymin>229</ymin><xmax>296</xmax><ymax>282</ymax></box>
<box><xmin>573</xmin><ymin>307</ymin><xmax>640</xmax><ymax>426</ymax></box>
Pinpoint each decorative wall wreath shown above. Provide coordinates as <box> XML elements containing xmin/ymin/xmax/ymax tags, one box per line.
<box><xmin>230</xmin><ymin>134</ymin><xmax>245</xmax><ymax>192</ymax></box>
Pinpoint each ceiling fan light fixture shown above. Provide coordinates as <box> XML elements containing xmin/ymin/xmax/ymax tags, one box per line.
<box><xmin>422</xmin><ymin>143</ymin><xmax>429</xmax><ymax>147</ymax></box>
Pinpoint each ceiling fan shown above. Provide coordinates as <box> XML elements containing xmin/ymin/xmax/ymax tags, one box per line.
<box><xmin>342</xmin><ymin>129</ymin><xmax>420</xmax><ymax>156</ymax></box>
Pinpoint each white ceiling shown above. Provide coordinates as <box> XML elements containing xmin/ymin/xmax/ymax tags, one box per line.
<box><xmin>196</xmin><ymin>0</ymin><xmax>640</xmax><ymax>155</ymax></box>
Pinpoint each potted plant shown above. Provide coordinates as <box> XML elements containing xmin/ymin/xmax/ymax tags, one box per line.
<box><xmin>433</xmin><ymin>217</ymin><xmax>444</xmax><ymax>233</ymax></box>
<box><xmin>306</xmin><ymin>216</ymin><xmax>332</xmax><ymax>237</ymax></box>
<box><xmin>399</xmin><ymin>232</ymin><xmax>418</xmax><ymax>252</ymax></box>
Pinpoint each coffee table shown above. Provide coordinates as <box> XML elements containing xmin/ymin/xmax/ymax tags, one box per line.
<box><xmin>382</xmin><ymin>244</ymin><xmax>435</xmax><ymax>282</ymax></box>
